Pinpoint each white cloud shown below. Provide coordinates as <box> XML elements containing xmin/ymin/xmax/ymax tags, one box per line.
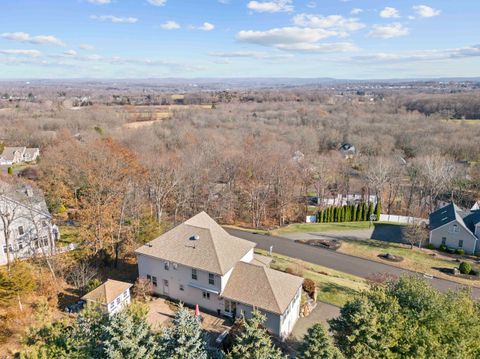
<box><xmin>209</xmin><ymin>51</ymin><xmax>293</xmax><ymax>59</ymax></box>
<box><xmin>146</xmin><ymin>0</ymin><xmax>167</xmax><ymax>6</ymax></box>
<box><xmin>0</xmin><ymin>49</ymin><xmax>42</xmax><ymax>57</ymax></box>
<box><xmin>413</xmin><ymin>5</ymin><xmax>440</xmax><ymax>18</ymax></box>
<box><xmin>247</xmin><ymin>0</ymin><xmax>293</xmax><ymax>13</ymax></box>
<box><xmin>293</xmin><ymin>14</ymin><xmax>365</xmax><ymax>32</ymax></box>
<box><xmin>87</xmin><ymin>0</ymin><xmax>112</xmax><ymax>4</ymax></box>
<box><xmin>380</xmin><ymin>7</ymin><xmax>400</xmax><ymax>18</ymax></box>
<box><xmin>368</xmin><ymin>23</ymin><xmax>409</xmax><ymax>39</ymax></box>
<box><xmin>198</xmin><ymin>22</ymin><xmax>215</xmax><ymax>31</ymax></box>
<box><xmin>0</xmin><ymin>32</ymin><xmax>65</xmax><ymax>46</ymax></box>
<box><xmin>63</xmin><ymin>50</ymin><xmax>77</xmax><ymax>56</ymax></box>
<box><xmin>352</xmin><ymin>44</ymin><xmax>480</xmax><ymax>63</ymax></box>
<box><xmin>79</xmin><ymin>43</ymin><xmax>95</xmax><ymax>50</ymax></box>
<box><xmin>90</xmin><ymin>15</ymin><xmax>138</xmax><ymax>23</ymax></box>
<box><xmin>236</xmin><ymin>27</ymin><xmax>356</xmax><ymax>52</ymax></box>
<box><xmin>161</xmin><ymin>21</ymin><xmax>180</xmax><ymax>30</ymax></box>
<box><xmin>351</xmin><ymin>8</ymin><xmax>363</xmax><ymax>15</ymax></box>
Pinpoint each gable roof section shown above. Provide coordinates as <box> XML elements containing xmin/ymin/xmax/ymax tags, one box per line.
<box><xmin>0</xmin><ymin>147</ymin><xmax>26</xmax><ymax>161</ymax></box>
<box><xmin>135</xmin><ymin>212</ymin><xmax>256</xmax><ymax>275</ymax></box>
<box><xmin>221</xmin><ymin>261</ymin><xmax>303</xmax><ymax>315</ymax></box>
<box><xmin>82</xmin><ymin>279</ymin><xmax>132</xmax><ymax>305</ymax></box>
<box><xmin>430</xmin><ymin>202</ymin><xmax>480</xmax><ymax>238</ymax></box>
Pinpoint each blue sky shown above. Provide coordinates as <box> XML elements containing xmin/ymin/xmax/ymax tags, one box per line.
<box><xmin>0</xmin><ymin>0</ymin><xmax>479</xmax><ymax>79</ymax></box>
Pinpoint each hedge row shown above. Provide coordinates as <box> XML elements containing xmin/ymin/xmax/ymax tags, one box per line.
<box><xmin>317</xmin><ymin>202</ymin><xmax>381</xmax><ymax>223</ymax></box>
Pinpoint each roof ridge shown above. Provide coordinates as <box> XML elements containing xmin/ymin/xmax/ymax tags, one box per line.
<box><xmin>207</xmin><ymin>226</ymin><xmax>224</xmax><ymax>274</ymax></box>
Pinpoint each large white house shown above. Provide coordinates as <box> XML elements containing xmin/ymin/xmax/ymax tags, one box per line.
<box><xmin>0</xmin><ymin>180</ymin><xmax>57</xmax><ymax>266</ymax></box>
<box><xmin>135</xmin><ymin>212</ymin><xmax>303</xmax><ymax>339</ymax></box>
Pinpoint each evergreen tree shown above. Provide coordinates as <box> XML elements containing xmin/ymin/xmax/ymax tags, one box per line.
<box><xmin>297</xmin><ymin>323</ymin><xmax>343</xmax><ymax>359</ymax></box>
<box><xmin>102</xmin><ymin>305</ymin><xmax>157</xmax><ymax>359</ymax></box>
<box><xmin>357</xmin><ymin>204</ymin><xmax>362</xmax><ymax>222</ymax></box>
<box><xmin>157</xmin><ymin>304</ymin><xmax>208</xmax><ymax>359</ymax></box>
<box><xmin>367</xmin><ymin>202</ymin><xmax>374</xmax><ymax>221</ymax></box>
<box><xmin>374</xmin><ymin>202</ymin><xmax>381</xmax><ymax>221</ymax></box>
<box><xmin>318</xmin><ymin>210</ymin><xmax>323</xmax><ymax>223</ymax></box>
<box><xmin>226</xmin><ymin>310</ymin><xmax>285</xmax><ymax>359</ymax></box>
<box><xmin>353</xmin><ymin>205</ymin><xmax>358</xmax><ymax>222</ymax></box>
<box><xmin>362</xmin><ymin>203</ymin><xmax>368</xmax><ymax>221</ymax></box>
<box><xmin>329</xmin><ymin>276</ymin><xmax>480</xmax><ymax>359</ymax></box>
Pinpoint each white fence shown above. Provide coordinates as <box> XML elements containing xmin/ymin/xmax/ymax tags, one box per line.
<box><xmin>380</xmin><ymin>214</ymin><xmax>428</xmax><ymax>224</ymax></box>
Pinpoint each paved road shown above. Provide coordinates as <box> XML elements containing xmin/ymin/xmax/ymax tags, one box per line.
<box><xmin>225</xmin><ymin>228</ymin><xmax>480</xmax><ymax>298</ymax></box>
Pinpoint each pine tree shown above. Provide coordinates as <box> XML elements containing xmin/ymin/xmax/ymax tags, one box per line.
<box><xmin>157</xmin><ymin>304</ymin><xmax>208</xmax><ymax>359</ymax></box>
<box><xmin>367</xmin><ymin>202</ymin><xmax>374</xmax><ymax>221</ymax></box>
<box><xmin>357</xmin><ymin>204</ymin><xmax>362</xmax><ymax>222</ymax></box>
<box><xmin>374</xmin><ymin>202</ymin><xmax>381</xmax><ymax>221</ymax></box>
<box><xmin>227</xmin><ymin>310</ymin><xmax>285</xmax><ymax>359</ymax></box>
<box><xmin>102</xmin><ymin>305</ymin><xmax>157</xmax><ymax>359</ymax></box>
<box><xmin>297</xmin><ymin>323</ymin><xmax>344</xmax><ymax>359</ymax></box>
<box><xmin>353</xmin><ymin>205</ymin><xmax>358</xmax><ymax>222</ymax></box>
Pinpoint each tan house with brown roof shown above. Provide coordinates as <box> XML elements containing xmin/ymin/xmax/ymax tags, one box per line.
<box><xmin>135</xmin><ymin>212</ymin><xmax>303</xmax><ymax>339</ymax></box>
<box><xmin>82</xmin><ymin>279</ymin><xmax>133</xmax><ymax>315</ymax></box>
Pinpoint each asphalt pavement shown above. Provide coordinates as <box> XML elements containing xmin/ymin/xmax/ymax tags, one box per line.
<box><xmin>225</xmin><ymin>228</ymin><xmax>480</xmax><ymax>298</ymax></box>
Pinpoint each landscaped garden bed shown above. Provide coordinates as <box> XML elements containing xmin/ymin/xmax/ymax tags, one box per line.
<box><xmin>295</xmin><ymin>239</ymin><xmax>341</xmax><ymax>251</ymax></box>
<box><xmin>378</xmin><ymin>253</ymin><xmax>404</xmax><ymax>262</ymax></box>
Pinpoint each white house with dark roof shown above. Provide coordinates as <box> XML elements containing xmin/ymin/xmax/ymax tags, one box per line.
<box><xmin>429</xmin><ymin>202</ymin><xmax>480</xmax><ymax>254</ymax></box>
<box><xmin>135</xmin><ymin>212</ymin><xmax>303</xmax><ymax>339</ymax></box>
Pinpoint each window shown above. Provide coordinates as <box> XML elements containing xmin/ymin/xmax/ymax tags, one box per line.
<box><xmin>441</xmin><ymin>237</ymin><xmax>446</xmax><ymax>245</ymax></box>
<box><xmin>453</xmin><ymin>224</ymin><xmax>459</xmax><ymax>233</ymax></box>
<box><xmin>147</xmin><ymin>274</ymin><xmax>152</xmax><ymax>281</ymax></box>
<box><xmin>116</xmin><ymin>298</ymin><xmax>120</xmax><ymax>305</ymax></box>
<box><xmin>42</xmin><ymin>220</ymin><xmax>48</xmax><ymax>228</ymax></box>
<box><xmin>179</xmin><ymin>284</ymin><xmax>184</xmax><ymax>291</ymax></box>
<box><xmin>164</xmin><ymin>261</ymin><xmax>170</xmax><ymax>270</ymax></box>
<box><xmin>163</xmin><ymin>279</ymin><xmax>169</xmax><ymax>287</ymax></box>
<box><xmin>152</xmin><ymin>276</ymin><xmax>157</xmax><ymax>287</ymax></box>
<box><xmin>173</xmin><ymin>263</ymin><xmax>178</xmax><ymax>270</ymax></box>
<box><xmin>192</xmin><ymin>268</ymin><xmax>197</xmax><ymax>280</ymax></box>
<box><xmin>123</xmin><ymin>290</ymin><xmax>128</xmax><ymax>299</ymax></box>
<box><xmin>203</xmin><ymin>291</ymin><xmax>210</xmax><ymax>299</ymax></box>
<box><xmin>18</xmin><ymin>226</ymin><xmax>24</xmax><ymax>236</ymax></box>
<box><xmin>208</xmin><ymin>273</ymin><xmax>215</xmax><ymax>285</ymax></box>
<box><xmin>109</xmin><ymin>302</ymin><xmax>115</xmax><ymax>310</ymax></box>
<box><xmin>459</xmin><ymin>240</ymin><xmax>464</xmax><ymax>248</ymax></box>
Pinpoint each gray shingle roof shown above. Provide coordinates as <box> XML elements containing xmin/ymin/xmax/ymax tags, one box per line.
<box><xmin>135</xmin><ymin>212</ymin><xmax>256</xmax><ymax>275</ymax></box>
<box><xmin>221</xmin><ymin>261</ymin><xmax>303</xmax><ymax>315</ymax></box>
<box><xmin>430</xmin><ymin>202</ymin><xmax>480</xmax><ymax>235</ymax></box>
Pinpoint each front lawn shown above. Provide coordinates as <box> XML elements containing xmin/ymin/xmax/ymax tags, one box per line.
<box><xmin>271</xmin><ymin>221</ymin><xmax>373</xmax><ymax>236</ymax></box>
<box><xmin>338</xmin><ymin>239</ymin><xmax>480</xmax><ymax>287</ymax></box>
<box><xmin>255</xmin><ymin>249</ymin><xmax>367</xmax><ymax>307</ymax></box>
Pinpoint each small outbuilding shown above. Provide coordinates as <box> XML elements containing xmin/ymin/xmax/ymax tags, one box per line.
<box><xmin>82</xmin><ymin>279</ymin><xmax>133</xmax><ymax>315</ymax></box>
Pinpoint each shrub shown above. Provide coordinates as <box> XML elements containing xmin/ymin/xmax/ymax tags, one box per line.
<box><xmin>459</xmin><ymin>261</ymin><xmax>472</xmax><ymax>275</ymax></box>
<box><xmin>7</xmin><ymin>166</ymin><xmax>12</xmax><ymax>175</ymax></box>
<box><xmin>447</xmin><ymin>247</ymin><xmax>456</xmax><ymax>254</ymax></box>
<box><xmin>303</xmin><ymin>278</ymin><xmax>316</xmax><ymax>298</ymax></box>
<box><xmin>439</xmin><ymin>244</ymin><xmax>447</xmax><ymax>252</ymax></box>
<box><xmin>286</xmin><ymin>267</ymin><xmax>298</xmax><ymax>275</ymax></box>
<box><xmin>426</xmin><ymin>243</ymin><xmax>435</xmax><ymax>250</ymax></box>
<box><xmin>455</xmin><ymin>248</ymin><xmax>465</xmax><ymax>255</ymax></box>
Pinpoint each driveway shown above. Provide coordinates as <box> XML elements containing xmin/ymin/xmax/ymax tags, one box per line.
<box><xmin>292</xmin><ymin>302</ymin><xmax>340</xmax><ymax>340</ymax></box>
<box><xmin>225</xmin><ymin>228</ymin><xmax>480</xmax><ymax>298</ymax></box>
<box><xmin>281</xmin><ymin>223</ymin><xmax>407</xmax><ymax>244</ymax></box>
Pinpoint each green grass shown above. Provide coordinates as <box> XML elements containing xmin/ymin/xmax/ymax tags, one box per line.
<box><xmin>271</xmin><ymin>221</ymin><xmax>372</xmax><ymax>236</ymax></box>
<box><xmin>339</xmin><ymin>239</ymin><xmax>480</xmax><ymax>287</ymax></box>
<box><xmin>57</xmin><ymin>225</ymin><xmax>81</xmax><ymax>246</ymax></box>
<box><xmin>255</xmin><ymin>249</ymin><xmax>367</xmax><ymax>307</ymax></box>
<box><xmin>223</xmin><ymin>225</ymin><xmax>270</xmax><ymax>236</ymax></box>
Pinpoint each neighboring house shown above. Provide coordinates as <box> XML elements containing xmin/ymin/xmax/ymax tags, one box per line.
<box><xmin>135</xmin><ymin>212</ymin><xmax>303</xmax><ymax>339</ymax></box>
<box><xmin>0</xmin><ymin>181</ymin><xmax>56</xmax><ymax>266</ymax></box>
<box><xmin>339</xmin><ymin>143</ymin><xmax>356</xmax><ymax>159</ymax></box>
<box><xmin>0</xmin><ymin>147</ymin><xmax>40</xmax><ymax>165</ymax></box>
<box><xmin>82</xmin><ymin>279</ymin><xmax>133</xmax><ymax>315</ymax></box>
<box><xmin>429</xmin><ymin>202</ymin><xmax>480</xmax><ymax>254</ymax></box>
<box><xmin>171</xmin><ymin>94</ymin><xmax>185</xmax><ymax>105</ymax></box>
<box><xmin>23</xmin><ymin>148</ymin><xmax>40</xmax><ymax>162</ymax></box>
